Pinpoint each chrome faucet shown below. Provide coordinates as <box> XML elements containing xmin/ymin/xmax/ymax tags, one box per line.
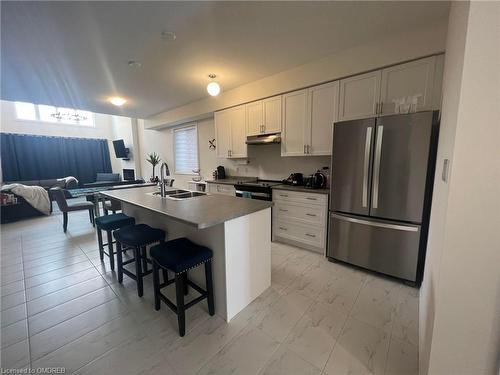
<box><xmin>160</xmin><ymin>162</ymin><xmax>170</xmax><ymax>197</ymax></box>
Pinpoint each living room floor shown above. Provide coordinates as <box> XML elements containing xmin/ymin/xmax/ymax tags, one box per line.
<box><xmin>1</xmin><ymin>204</ymin><xmax>419</xmax><ymax>375</ymax></box>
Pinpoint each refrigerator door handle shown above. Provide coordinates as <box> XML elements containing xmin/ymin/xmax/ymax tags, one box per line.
<box><xmin>372</xmin><ymin>125</ymin><xmax>384</xmax><ymax>209</ymax></box>
<box><xmin>332</xmin><ymin>213</ymin><xmax>419</xmax><ymax>232</ymax></box>
<box><xmin>362</xmin><ymin>127</ymin><xmax>372</xmax><ymax>207</ymax></box>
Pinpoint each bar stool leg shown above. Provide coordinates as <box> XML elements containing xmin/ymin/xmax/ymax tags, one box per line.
<box><xmin>183</xmin><ymin>272</ymin><xmax>189</xmax><ymax>295</ymax></box>
<box><xmin>140</xmin><ymin>246</ymin><xmax>148</xmax><ymax>273</ymax></box>
<box><xmin>107</xmin><ymin>230</ymin><xmax>115</xmax><ymax>271</ymax></box>
<box><xmin>152</xmin><ymin>261</ymin><xmax>161</xmax><ymax>311</ymax></box>
<box><xmin>205</xmin><ymin>260</ymin><xmax>215</xmax><ymax>316</ymax></box>
<box><xmin>175</xmin><ymin>273</ymin><xmax>186</xmax><ymax>337</ymax></box>
<box><xmin>134</xmin><ymin>246</ymin><xmax>144</xmax><ymax>297</ymax></box>
<box><xmin>116</xmin><ymin>240</ymin><xmax>123</xmax><ymax>283</ymax></box>
<box><xmin>97</xmin><ymin>228</ymin><xmax>104</xmax><ymax>261</ymax></box>
<box><xmin>162</xmin><ymin>268</ymin><xmax>169</xmax><ymax>284</ymax></box>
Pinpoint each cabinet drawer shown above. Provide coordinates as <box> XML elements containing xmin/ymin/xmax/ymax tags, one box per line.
<box><xmin>273</xmin><ymin>189</ymin><xmax>327</xmax><ymax>205</ymax></box>
<box><xmin>274</xmin><ymin>220</ymin><xmax>325</xmax><ymax>249</ymax></box>
<box><xmin>273</xmin><ymin>201</ymin><xmax>326</xmax><ymax>225</ymax></box>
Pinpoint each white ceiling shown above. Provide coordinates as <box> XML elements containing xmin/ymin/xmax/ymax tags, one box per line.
<box><xmin>1</xmin><ymin>1</ymin><xmax>449</xmax><ymax>118</ymax></box>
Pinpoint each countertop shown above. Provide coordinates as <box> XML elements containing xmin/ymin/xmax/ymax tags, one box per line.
<box><xmin>102</xmin><ymin>186</ymin><xmax>272</xmax><ymax>230</ymax></box>
<box><xmin>205</xmin><ymin>177</ymin><xmax>257</xmax><ymax>185</ymax></box>
<box><xmin>271</xmin><ymin>184</ymin><xmax>330</xmax><ymax>194</ymax></box>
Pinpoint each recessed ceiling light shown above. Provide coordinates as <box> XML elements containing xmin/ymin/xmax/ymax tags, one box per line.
<box><xmin>128</xmin><ymin>60</ymin><xmax>142</xmax><ymax>68</ymax></box>
<box><xmin>207</xmin><ymin>74</ymin><xmax>221</xmax><ymax>97</ymax></box>
<box><xmin>109</xmin><ymin>97</ymin><xmax>127</xmax><ymax>106</ymax></box>
<box><xmin>161</xmin><ymin>31</ymin><xmax>176</xmax><ymax>41</ymax></box>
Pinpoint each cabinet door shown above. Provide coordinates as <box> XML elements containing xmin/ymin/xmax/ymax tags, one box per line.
<box><xmin>339</xmin><ymin>71</ymin><xmax>381</xmax><ymax>121</ymax></box>
<box><xmin>308</xmin><ymin>81</ymin><xmax>339</xmax><ymax>155</ymax></box>
<box><xmin>281</xmin><ymin>89</ymin><xmax>308</xmax><ymax>156</ymax></box>
<box><xmin>246</xmin><ymin>100</ymin><xmax>263</xmax><ymax>136</ymax></box>
<box><xmin>215</xmin><ymin>110</ymin><xmax>231</xmax><ymax>158</ymax></box>
<box><xmin>229</xmin><ymin>105</ymin><xmax>247</xmax><ymax>158</ymax></box>
<box><xmin>380</xmin><ymin>56</ymin><xmax>436</xmax><ymax>115</ymax></box>
<box><xmin>263</xmin><ymin>96</ymin><xmax>282</xmax><ymax>134</ymax></box>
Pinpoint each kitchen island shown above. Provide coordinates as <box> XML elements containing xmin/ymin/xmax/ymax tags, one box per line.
<box><xmin>102</xmin><ymin>185</ymin><xmax>272</xmax><ymax>321</ymax></box>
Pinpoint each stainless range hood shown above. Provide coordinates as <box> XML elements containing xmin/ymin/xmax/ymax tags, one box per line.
<box><xmin>246</xmin><ymin>133</ymin><xmax>281</xmax><ymax>145</ymax></box>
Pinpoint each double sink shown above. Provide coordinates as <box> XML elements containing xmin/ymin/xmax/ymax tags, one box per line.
<box><xmin>149</xmin><ymin>189</ymin><xmax>207</xmax><ymax>200</ymax></box>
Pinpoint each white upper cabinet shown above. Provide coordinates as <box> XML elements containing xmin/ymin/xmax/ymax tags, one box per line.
<box><xmin>262</xmin><ymin>96</ymin><xmax>282</xmax><ymax>134</ymax></box>
<box><xmin>307</xmin><ymin>81</ymin><xmax>339</xmax><ymax>155</ymax></box>
<box><xmin>214</xmin><ymin>110</ymin><xmax>231</xmax><ymax>158</ymax></box>
<box><xmin>230</xmin><ymin>105</ymin><xmax>247</xmax><ymax>158</ymax></box>
<box><xmin>215</xmin><ymin>105</ymin><xmax>247</xmax><ymax>159</ymax></box>
<box><xmin>379</xmin><ymin>55</ymin><xmax>436</xmax><ymax>115</ymax></box>
<box><xmin>339</xmin><ymin>71</ymin><xmax>381</xmax><ymax>121</ymax></box>
<box><xmin>245</xmin><ymin>101</ymin><xmax>263</xmax><ymax>136</ymax></box>
<box><xmin>245</xmin><ymin>95</ymin><xmax>282</xmax><ymax>136</ymax></box>
<box><xmin>281</xmin><ymin>89</ymin><xmax>308</xmax><ymax>156</ymax></box>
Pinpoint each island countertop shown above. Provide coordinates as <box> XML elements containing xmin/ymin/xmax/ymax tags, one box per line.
<box><xmin>101</xmin><ymin>186</ymin><xmax>273</xmax><ymax>229</ymax></box>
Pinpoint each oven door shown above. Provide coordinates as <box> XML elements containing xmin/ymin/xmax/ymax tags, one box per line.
<box><xmin>235</xmin><ymin>190</ymin><xmax>271</xmax><ymax>201</ymax></box>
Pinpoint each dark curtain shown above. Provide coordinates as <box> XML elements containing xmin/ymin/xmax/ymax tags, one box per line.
<box><xmin>1</xmin><ymin>133</ymin><xmax>112</xmax><ymax>184</ymax></box>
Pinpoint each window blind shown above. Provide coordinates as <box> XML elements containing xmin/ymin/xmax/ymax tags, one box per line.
<box><xmin>174</xmin><ymin>125</ymin><xmax>199</xmax><ymax>174</ymax></box>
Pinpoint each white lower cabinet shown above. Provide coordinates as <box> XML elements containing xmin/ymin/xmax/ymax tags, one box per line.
<box><xmin>207</xmin><ymin>183</ymin><xmax>235</xmax><ymax>196</ymax></box>
<box><xmin>272</xmin><ymin>189</ymin><xmax>328</xmax><ymax>253</ymax></box>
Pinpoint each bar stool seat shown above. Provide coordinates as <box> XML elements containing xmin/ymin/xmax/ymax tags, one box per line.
<box><xmin>115</xmin><ymin>224</ymin><xmax>165</xmax><ymax>297</ymax></box>
<box><xmin>95</xmin><ymin>213</ymin><xmax>135</xmax><ymax>271</ymax></box>
<box><xmin>150</xmin><ymin>238</ymin><xmax>214</xmax><ymax>337</ymax></box>
<box><xmin>114</xmin><ymin>224</ymin><xmax>165</xmax><ymax>247</ymax></box>
<box><xmin>150</xmin><ymin>238</ymin><xmax>212</xmax><ymax>273</ymax></box>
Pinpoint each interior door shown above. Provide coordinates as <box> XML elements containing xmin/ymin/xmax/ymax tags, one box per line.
<box><xmin>246</xmin><ymin>100</ymin><xmax>263</xmax><ymax>136</ymax></box>
<box><xmin>229</xmin><ymin>105</ymin><xmax>247</xmax><ymax>158</ymax></box>
<box><xmin>370</xmin><ymin>112</ymin><xmax>434</xmax><ymax>222</ymax></box>
<box><xmin>281</xmin><ymin>89</ymin><xmax>308</xmax><ymax>156</ymax></box>
<box><xmin>215</xmin><ymin>110</ymin><xmax>231</xmax><ymax>158</ymax></box>
<box><xmin>331</xmin><ymin>117</ymin><xmax>375</xmax><ymax>216</ymax></box>
<box><xmin>308</xmin><ymin>81</ymin><xmax>339</xmax><ymax>155</ymax></box>
<box><xmin>379</xmin><ymin>56</ymin><xmax>436</xmax><ymax>115</ymax></box>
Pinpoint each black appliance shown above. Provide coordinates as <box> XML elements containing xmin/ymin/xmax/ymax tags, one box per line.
<box><xmin>282</xmin><ymin>173</ymin><xmax>303</xmax><ymax>186</ymax></box>
<box><xmin>328</xmin><ymin>111</ymin><xmax>439</xmax><ymax>285</ymax></box>
<box><xmin>216</xmin><ymin>166</ymin><xmax>226</xmax><ymax>180</ymax></box>
<box><xmin>112</xmin><ymin>139</ymin><xmax>129</xmax><ymax>159</ymax></box>
<box><xmin>304</xmin><ymin>171</ymin><xmax>327</xmax><ymax>189</ymax></box>
<box><xmin>122</xmin><ymin>169</ymin><xmax>135</xmax><ymax>181</ymax></box>
<box><xmin>234</xmin><ymin>180</ymin><xmax>282</xmax><ymax>201</ymax></box>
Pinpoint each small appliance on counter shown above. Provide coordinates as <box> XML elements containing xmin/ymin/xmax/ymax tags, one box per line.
<box><xmin>304</xmin><ymin>170</ymin><xmax>327</xmax><ymax>189</ymax></box>
<box><xmin>282</xmin><ymin>173</ymin><xmax>304</xmax><ymax>186</ymax></box>
<box><xmin>212</xmin><ymin>165</ymin><xmax>226</xmax><ymax>180</ymax></box>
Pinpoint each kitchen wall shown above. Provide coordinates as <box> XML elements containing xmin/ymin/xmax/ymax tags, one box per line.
<box><xmin>146</xmin><ymin>21</ymin><xmax>447</xmax><ymax>128</ymax></box>
<box><xmin>137</xmin><ymin>117</ymin><xmax>330</xmax><ymax>188</ymax></box>
<box><xmin>420</xmin><ymin>2</ymin><xmax>500</xmax><ymax>374</ymax></box>
<box><xmin>0</xmin><ymin>100</ymin><xmax>140</xmax><ymax>179</ymax></box>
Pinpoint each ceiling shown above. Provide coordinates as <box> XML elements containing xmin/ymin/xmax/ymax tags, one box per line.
<box><xmin>1</xmin><ymin>1</ymin><xmax>449</xmax><ymax>119</ymax></box>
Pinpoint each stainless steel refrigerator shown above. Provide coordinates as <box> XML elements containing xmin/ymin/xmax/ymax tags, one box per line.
<box><xmin>327</xmin><ymin>111</ymin><xmax>439</xmax><ymax>284</ymax></box>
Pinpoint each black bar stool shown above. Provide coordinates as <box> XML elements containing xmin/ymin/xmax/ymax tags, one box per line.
<box><xmin>95</xmin><ymin>213</ymin><xmax>135</xmax><ymax>271</ymax></box>
<box><xmin>150</xmin><ymin>238</ymin><xmax>215</xmax><ymax>337</ymax></box>
<box><xmin>114</xmin><ymin>224</ymin><xmax>165</xmax><ymax>297</ymax></box>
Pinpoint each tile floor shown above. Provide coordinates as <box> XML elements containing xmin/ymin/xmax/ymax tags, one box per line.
<box><xmin>0</xmin><ymin>205</ymin><xmax>419</xmax><ymax>374</ymax></box>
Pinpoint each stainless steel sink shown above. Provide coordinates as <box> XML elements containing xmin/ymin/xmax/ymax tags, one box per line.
<box><xmin>148</xmin><ymin>190</ymin><xmax>207</xmax><ymax>200</ymax></box>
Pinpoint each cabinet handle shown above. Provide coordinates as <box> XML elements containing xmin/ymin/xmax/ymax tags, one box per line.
<box><xmin>279</xmin><ymin>226</ymin><xmax>288</xmax><ymax>231</ymax></box>
<box><xmin>375</xmin><ymin>102</ymin><xmax>379</xmax><ymax>114</ymax></box>
<box><xmin>306</xmin><ymin>213</ymin><xmax>316</xmax><ymax>217</ymax></box>
<box><xmin>279</xmin><ymin>194</ymin><xmax>288</xmax><ymax>197</ymax></box>
<box><xmin>303</xmin><ymin>145</ymin><xmax>306</xmax><ymax>154</ymax></box>
<box><xmin>279</xmin><ymin>208</ymin><xmax>288</xmax><ymax>212</ymax></box>
<box><xmin>380</xmin><ymin>102</ymin><xmax>383</xmax><ymax>114</ymax></box>
<box><xmin>306</xmin><ymin>197</ymin><xmax>317</xmax><ymax>201</ymax></box>
<box><xmin>305</xmin><ymin>233</ymin><xmax>316</xmax><ymax>238</ymax></box>
<box><xmin>307</xmin><ymin>145</ymin><xmax>311</xmax><ymax>154</ymax></box>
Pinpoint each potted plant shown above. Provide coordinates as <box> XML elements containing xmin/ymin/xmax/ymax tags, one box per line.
<box><xmin>146</xmin><ymin>152</ymin><xmax>161</xmax><ymax>182</ymax></box>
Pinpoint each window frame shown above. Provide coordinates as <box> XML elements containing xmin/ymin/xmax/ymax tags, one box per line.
<box><xmin>14</xmin><ymin>102</ymin><xmax>96</xmax><ymax>128</ymax></box>
<box><xmin>173</xmin><ymin>123</ymin><xmax>200</xmax><ymax>175</ymax></box>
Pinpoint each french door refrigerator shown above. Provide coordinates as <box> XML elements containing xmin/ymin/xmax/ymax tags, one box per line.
<box><xmin>328</xmin><ymin>111</ymin><xmax>439</xmax><ymax>284</ymax></box>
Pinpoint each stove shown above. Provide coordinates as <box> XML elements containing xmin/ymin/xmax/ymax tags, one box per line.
<box><xmin>234</xmin><ymin>180</ymin><xmax>282</xmax><ymax>201</ymax></box>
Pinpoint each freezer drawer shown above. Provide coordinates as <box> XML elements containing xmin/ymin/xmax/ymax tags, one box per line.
<box><xmin>328</xmin><ymin>213</ymin><xmax>421</xmax><ymax>281</ymax></box>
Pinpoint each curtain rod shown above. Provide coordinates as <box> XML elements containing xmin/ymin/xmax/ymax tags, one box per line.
<box><xmin>0</xmin><ymin>132</ymin><xmax>108</xmax><ymax>142</ymax></box>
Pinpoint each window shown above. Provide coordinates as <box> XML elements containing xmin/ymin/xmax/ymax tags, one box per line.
<box><xmin>14</xmin><ymin>102</ymin><xmax>36</xmax><ymax>120</ymax></box>
<box><xmin>14</xmin><ymin>101</ymin><xmax>94</xmax><ymax>126</ymax></box>
<box><xmin>173</xmin><ymin>124</ymin><xmax>199</xmax><ymax>174</ymax></box>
